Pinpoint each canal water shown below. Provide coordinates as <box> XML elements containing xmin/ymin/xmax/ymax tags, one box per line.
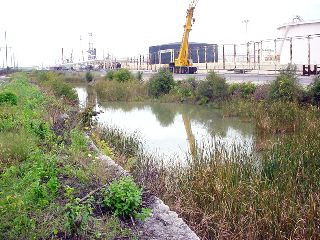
<box><xmin>74</xmin><ymin>83</ymin><xmax>255</xmax><ymax>161</ymax></box>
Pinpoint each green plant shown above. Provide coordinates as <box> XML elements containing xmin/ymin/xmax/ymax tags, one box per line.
<box><xmin>0</xmin><ymin>92</ymin><xmax>18</xmax><ymax>105</ymax></box>
<box><xmin>64</xmin><ymin>187</ymin><xmax>93</xmax><ymax>236</ymax></box>
<box><xmin>136</xmin><ymin>71</ymin><xmax>143</xmax><ymax>82</ymax></box>
<box><xmin>309</xmin><ymin>76</ymin><xmax>320</xmax><ymax>105</ymax></box>
<box><xmin>197</xmin><ymin>71</ymin><xmax>228</xmax><ymax>101</ymax></box>
<box><xmin>103</xmin><ymin>177</ymin><xmax>142</xmax><ymax>217</ymax></box>
<box><xmin>106</xmin><ymin>70</ymin><xmax>115</xmax><ymax>80</ymax></box>
<box><xmin>85</xmin><ymin>71</ymin><xmax>94</xmax><ymax>82</ymax></box>
<box><xmin>148</xmin><ymin>68</ymin><xmax>175</xmax><ymax>97</ymax></box>
<box><xmin>113</xmin><ymin>68</ymin><xmax>133</xmax><ymax>82</ymax></box>
<box><xmin>269</xmin><ymin>64</ymin><xmax>300</xmax><ymax>101</ymax></box>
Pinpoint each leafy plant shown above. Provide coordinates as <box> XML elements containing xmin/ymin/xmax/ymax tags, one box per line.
<box><xmin>309</xmin><ymin>75</ymin><xmax>320</xmax><ymax>105</ymax></box>
<box><xmin>64</xmin><ymin>186</ymin><xmax>93</xmax><ymax>236</ymax></box>
<box><xmin>197</xmin><ymin>71</ymin><xmax>228</xmax><ymax>101</ymax></box>
<box><xmin>148</xmin><ymin>68</ymin><xmax>175</xmax><ymax>97</ymax></box>
<box><xmin>0</xmin><ymin>92</ymin><xmax>18</xmax><ymax>105</ymax></box>
<box><xmin>113</xmin><ymin>69</ymin><xmax>133</xmax><ymax>82</ymax></box>
<box><xmin>103</xmin><ymin>177</ymin><xmax>143</xmax><ymax>217</ymax></box>
<box><xmin>269</xmin><ymin>64</ymin><xmax>300</xmax><ymax>101</ymax></box>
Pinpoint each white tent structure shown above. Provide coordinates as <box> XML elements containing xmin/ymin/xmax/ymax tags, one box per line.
<box><xmin>277</xmin><ymin>19</ymin><xmax>320</xmax><ymax>66</ymax></box>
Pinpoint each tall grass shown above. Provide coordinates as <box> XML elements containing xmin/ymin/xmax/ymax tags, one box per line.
<box><xmin>96</xmin><ymin>103</ymin><xmax>320</xmax><ymax>239</ymax></box>
<box><xmin>95</xmin><ymin>79</ymin><xmax>148</xmax><ymax>102</ymax></box>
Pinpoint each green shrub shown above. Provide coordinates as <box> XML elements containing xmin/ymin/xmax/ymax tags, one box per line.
<box><xmin>240</xmin><ymin>82</ymin><xmax>256</xmax><ymax>98</ymax></box>
<box><xmin>148</xmin><ymin>68</ymin><xmax>175</xmax><ymax>97</ymax></box>
<box><xmin>269</xmin><ymin>64</ymin><xmax>300</xmax><ymax>101</ymax></box>
<box><xmin>113</xmin><ymin>69</ymin><xmax>132</xmax><ymax>82</ymax></box>
<box><xmin>85</xmin><ymin>72</ymin><xmax>93</xmax><ymax>82</ymax></box>
<box><xmin>0</xmin><ymin>92</ymin><xmax>18</xmax><ymax>105</ymax></box>
<box><xmin>64</xmin><ymin>187</ymin><xmax>93</xmax><ymax>236</ymax></box>
<box><xmin>309</xmin><ymin>76</ymin><xmax>320</xmax><ymax>105</ymax></box>
<box><xmin>50</xmin><ymin>80</ymin><xmax>78</xmax><ymax>102</ymax></box>
<box><xmin>175</xmin><ymin>77</ymin><xmax>197</xmax><ymax>101</ymax></box>
<box><xmin>197</xmin><ymin>72</ymin><xmax>228</xmax><ymax>101</ymax></box>
<box><xmin>103</xmin><ymin>177</ymin><xmax>142</xmax><ymax>217</ymax></box>
<box><xmin>106</xmin><ymin>70</ymin><xmax>115</xmax><ymax>80</ymax></box>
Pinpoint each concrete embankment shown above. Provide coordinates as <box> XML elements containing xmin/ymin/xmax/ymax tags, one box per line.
<box><xmin>87</xmin><ymin>136</ymin><xmax>200</xmax><ymax>240</ymax></box>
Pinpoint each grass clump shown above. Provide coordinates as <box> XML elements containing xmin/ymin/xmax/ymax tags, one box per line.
<box><xmin>95</xmin><ymin>79</ymin><xmax>147</xmax><ymax>102</ymax></box>
<box><xmin>85</xmin><ymin>71</ymin><xmax>94</xmax><ymax>82</ymax></box>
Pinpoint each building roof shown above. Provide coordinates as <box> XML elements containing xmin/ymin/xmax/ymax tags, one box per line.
<box><xmin>277</xmin><ymin>19</ymin><xmax>320</xmax><ymax>30</ymax></box>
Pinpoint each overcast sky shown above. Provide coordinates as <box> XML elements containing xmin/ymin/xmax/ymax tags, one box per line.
<box><xmin>0</xmin><ymin>0</ymin><xmax>319</xmax><ymax>67</ymax></box>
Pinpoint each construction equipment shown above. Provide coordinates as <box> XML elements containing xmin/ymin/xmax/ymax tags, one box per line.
<box><xmin>169</xmin><ymin>0</ymin><xmax>199</xmax><ymax>74</ymax></box>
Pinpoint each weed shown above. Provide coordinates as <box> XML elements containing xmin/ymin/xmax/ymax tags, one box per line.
<box><xmin>85</xmin><ymin>71</ymin><xmax>94</xmax><ymax>82</ymax></box>
<box><xmin>0</xmin><ymin>92</ymin><xmax>18</xmax><ymax>105</ymax></box>
<box><xmin>103</xmin><ymin>177</ymin><xmax>143</xmax><ymax>217</ymax></box>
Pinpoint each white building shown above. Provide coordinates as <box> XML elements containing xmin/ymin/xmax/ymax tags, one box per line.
<box><xmin>278</xmin><ymin>19</ymin><xmax>320</xmax><ymax>66</ymax></box>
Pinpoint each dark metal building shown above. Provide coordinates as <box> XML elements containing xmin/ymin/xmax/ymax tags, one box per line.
<box><xmin>149</xmin><ymin>42</ymin><xmax>218</xmax><ymax>64</ymax></box>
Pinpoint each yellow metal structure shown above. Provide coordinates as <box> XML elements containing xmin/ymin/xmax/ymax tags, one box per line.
<box><xmin>174</xmin><ymin>0</ymin><xmax>199</xmax><ymax>68</ymax></box>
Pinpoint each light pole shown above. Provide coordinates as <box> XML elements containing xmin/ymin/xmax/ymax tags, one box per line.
<box><xmin>242</xmin><ymin>19</ymin><xmax>249</xmax><ymax>41</ymax></box>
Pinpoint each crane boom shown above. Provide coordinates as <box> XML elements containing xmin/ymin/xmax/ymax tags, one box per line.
<box><xmin>169</xmin><ymin>0</ymin><xmax>198</xmax><ymax>74</ymax></box>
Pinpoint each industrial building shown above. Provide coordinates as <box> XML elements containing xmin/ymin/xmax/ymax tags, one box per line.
<box><xmin>149</xmin><ymin>43</ymin><xmax>218</xmax><ymax>65</ymax></box>
<box><xmin>277</xmin><ymin>19</ymin><xmax>320</xmax><ymax>65</ymax></box>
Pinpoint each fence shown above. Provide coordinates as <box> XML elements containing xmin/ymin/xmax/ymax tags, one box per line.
<box><xmin>118</xmin><ymin>34</ymin><xmax>320</xmax><ymax>73</ymax></box>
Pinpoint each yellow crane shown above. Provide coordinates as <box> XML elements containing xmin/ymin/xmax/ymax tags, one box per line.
<box><xmin>169</xmin><ymin>0</ymin><xmax>199</xmax><ymax>74</ymax></box>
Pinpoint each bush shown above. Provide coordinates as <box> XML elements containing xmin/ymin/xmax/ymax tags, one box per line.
<box><xmin>114</xmin><ymin>69</ymin><xmax>132</xmax><ymax>82</ymax></box>
<box><xmin>103</xmin><ymin>177</ymin><xmax>142</xmax><ymax>217</ymax></box>
<box><xmin>309</xmin><ymin>76</ymin><xmax>320</xmax><ymax>105</ymax></box>
<box><xmin>254</xmin><ymin>84</ymin><xmax>270</xmax><ymax>101</ymax></box>
<box><xmin>148</xmin><ymin>68</ymin><xmax>175</xmax><ymax>97</ymax></box>
<box><xmin>197</xmin><ymin>72</ymin><xmax>228</xmax><ymax>101</ymax></box>
<box><xmin>228</xmin><ymin>82</ymin><xmax>256</xmax><ymax>99</ymax></box>
<box><xmin>85</xmin><ymin>72</ymin><xmax>93</xmax><ymax>82</ymax></box>
<box><xmin>269</xmin><ymin>64</ymin><xmax>300</xmax><ymax>101</ymax></box>
<box><xmin>50</xmin><ymin>80</ymin><xmax>78</xmax><ymax>102</ymax></box>
<box><xmin>0</xmin><ymin>92</ymin><xmax>18</xmax><ymax>105</ymax></box>
<box><xmin>106</xmin><ymin>70</ymin><xmax>115</xmax><ymax>80</ymax></box>
<box><xmin>175</xmin><ymin>77</ymin><xmax>197</xmax><ymax>101</ymax></box>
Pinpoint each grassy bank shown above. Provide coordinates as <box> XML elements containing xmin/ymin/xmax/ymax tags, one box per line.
<box><xmin>0</xmin><ymin>73</ymin><xmax>148</xmax><ymax>239</ymax></box>
<box><xmin>86</xmin><ymin>67</ymin><xmax>320</xmax><ymax>239</ymax></box>
<box><xmin>95</xmin><ymin>102</ymin><xmax>320</xmax><ymax>239</ymax></box>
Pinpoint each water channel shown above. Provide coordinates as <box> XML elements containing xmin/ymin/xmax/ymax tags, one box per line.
<box><xmin>74</xmin><ymin>82</ymin><xmax>256</xmax><ymax>161</ymax></box>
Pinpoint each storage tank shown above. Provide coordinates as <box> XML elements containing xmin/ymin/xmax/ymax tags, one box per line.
<box><xmin>277</xmin><ymin>19</ymin><xmax>320</xmax><ymax>65</ymax></box>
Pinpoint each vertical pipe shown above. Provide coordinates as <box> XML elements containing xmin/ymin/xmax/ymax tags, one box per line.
<box><xmin>257</xmin><ymin>42</ymin><xmax>260</xmax><ymax>70</ymax></box>
<box><xmin>196</xmin><ymin>48</ymin><xmax>199</xmax><ymax>64</ymax></box>
<box><xmin>290</xmin><ymin>38</ymin><xmax>293</xmax><ymax>64</ymax></box>
<box><xmin>204</xmin><ymin>46</ymin><xmax>207</xmax><ymax>70</ymax></box>
<box><xmin>307</xmin><ymin>35</ymin><xmax>311</xmax><ymax>67</ymax></box>
<box><xmin>222</xmin><ymin>44</ymin><xmax>225</xmax><ymax>70</ymax></box>
<box><xmin>274</xmin><ymin>39</ymin><xmax>277</xmax><ymax>61</ymax></box>
<box><xmin>246</xmin><ymin>42</ymin><xmax>250</xmax><ymax>64</ymax></box>
<box><xmin>253</xmin><ymin>42</ymin><xmax>256</xmax><ymax>70</ymax></box>
<box><xmin>5</xmin><ymin>31</ymin><xmax>8</xmax><ymax>68</ymax></box>
<box><xmin>260</xmin><ymin>40</ymin><xmax>263</xmax><ymax>70</ymax></box>
<box><xmin>233</xmin><ymin>44</ymin><xmax>237</xmax><ymax>69</ymax></box>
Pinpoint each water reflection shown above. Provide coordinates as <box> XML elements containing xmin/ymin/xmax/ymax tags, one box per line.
<box><xmin>74</xmin><ymin>84</ymin><xmax>255</xmax><ymax>160</ymax></box>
